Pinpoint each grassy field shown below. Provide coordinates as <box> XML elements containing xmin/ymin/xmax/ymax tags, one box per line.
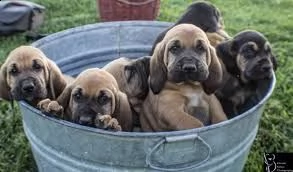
<box><xmin>0</xmin><ymin>0</ymin><xmax>292</xmax><ymax>171</ymax></box>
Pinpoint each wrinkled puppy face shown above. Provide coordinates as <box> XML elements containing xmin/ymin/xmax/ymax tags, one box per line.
<box><xmin>164</xmin><ymin>25</ymin><xmax>211</xmax><ymax>83</ymax></box>
<box><xmin>4</xmin><ymin>46</ymin><xmax>49</xmax><ymax>102</ymax></box>
<box><xmin>68</xmin><ymin>69</ymin><xmax>118</xmax><ymax>126</ymax></box>
<box><xmin>232</xmin><ymin>31</ymin><xmax>276</xmax><ymax>81</ymax></box>
<box><xmin>150</xmin><ymin>24</ymin><xmax>223</xmax><ymax>94</ymax></box>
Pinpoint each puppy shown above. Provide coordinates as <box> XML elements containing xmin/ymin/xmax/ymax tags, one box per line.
<box><xmin>0</xmin><ymin>46</ymin><xmax>69</xmax><ymax>106</ymax></box>
<box><xmin>150</xmin><ymin>1</ymin><xmax>230</xmax><ymax>55</ymax></box>
<box><xmin>141</xmin><ymin>24</ymin><xmax>227</xmax><ymax>132</ymax></box>
<box><xmin>215</xmin><ymin>30</ymin><xmax>277</xmax><ymax>117</ymax></box>
<box><xmin>103</xmin><ymin>56</ymin><xmax>150</xmax><ymax>114</ymax></box>
<box><xmin>38</xmin><ymin>68</ymin><xmax>133</xmax><ymax>131</ymax></box>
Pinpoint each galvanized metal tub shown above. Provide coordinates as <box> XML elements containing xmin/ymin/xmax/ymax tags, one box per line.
<box><xmin>19</xmin><ymin>21</ymin><xmax>276</xmax><ymax>172</ymax></box>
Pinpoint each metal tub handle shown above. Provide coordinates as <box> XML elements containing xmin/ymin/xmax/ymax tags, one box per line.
<box><xmin>146</xmin><ymin>133</ymin><xmax>212</xmax><ymax>171</ymax></box>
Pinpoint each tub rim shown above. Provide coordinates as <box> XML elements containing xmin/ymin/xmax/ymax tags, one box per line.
<box><xmin>20</xmin><ymin>73</ymin><xmax>276</xmax><ymax>138</ymax></box>
<box><xmin>21</xmin><ymin>20</ymin><xmax>276</xmax><ymax>138</ymax></box>
<box><xmin>31</xmin><ymin>21</ymin><xmax>173</xmax><ymax>48</ymax></box>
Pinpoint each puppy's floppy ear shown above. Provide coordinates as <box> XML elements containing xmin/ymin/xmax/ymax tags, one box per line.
<box><xmin>46</xmin><ymin>59</ymin><xmax>67</xmax><ymax>99</ymax></box>
<box><xmin>56</xmin><ymin>84</ymin><xmax>73</xmax><ymax>111</ymax></box>
<box><xmin>216</xmin><ymin>39</ymin><xmax>238</xmax><ymax>71</ymax></box>
<box><xmin>149</xmin><ymin>41</ymin><xmax>167</xmax><ymax>94</ymax></box>
<box><xmin>202</xmin><ymin>46</ymin><xmax>223</xmax><ymax>94</ymax></box>
<box><xmin>125</xmin><ymin>56</ymin><xmax>150</xmax><ymax>84</ymax></box>
<box><xmin>229</xmin><ymin>39</ymin><xmax>240</xmax><ymax>55</ymax></box>
<box><xmin>0</xmin><ymin>65</ymin><xmax>11</xmax><ymax>100</ymax></box>
<box><xmin>138</xmin><ymin>56</ymin><xmax>150</xmax><ymax>74</ymax></box>
<box><xmin>114</xmin><ymin>91</ymin><xmax>133</xmax><ymax>131</ymax></box>
<box><xmin>150</xmin><ymin>30</ymin><xmax>168</xmax><ymax>56</ymax></box>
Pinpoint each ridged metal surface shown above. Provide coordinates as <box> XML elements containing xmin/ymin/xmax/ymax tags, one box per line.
<box><xmin>18</xmin><ymin>21</ymin><xmax>275</xmax><ymax>172</ymax></box>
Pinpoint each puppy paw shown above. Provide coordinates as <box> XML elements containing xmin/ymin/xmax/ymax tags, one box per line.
<box><xmin>95</xmin><ymin>114</ymin><xmax>122</xmax><ymax>131</ymax></box>
<box><xmin>95</xmin><ymin>114</ymin><xmax>111</xmax><ymax>128</ymax></box>
<box><xmin>107</xmin><ymin>118</ymin><xmax>122</xmax><ymax>131</ymax></box>
<box><xmin>37</xmin><ymin>99</ymin><xmax>64</xmax><ymax>117</ymax></box>
<box><xmin>47</xmin><ymin>101</ymin><xmax>64</xmax><ymax>117</ymax></box>
<box><xmin>38</xmin><ymin>98</ymin><xmax>51</xmax><ymax>110</ymax></box>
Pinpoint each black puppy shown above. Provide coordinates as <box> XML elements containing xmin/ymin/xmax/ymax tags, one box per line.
<box><xmin>150</xmin><ymin>1</ymin><xmax>229</xmax><ymax>55</ymax></box>
<box><xmin>215</xmin><ymin>30</ymin><xmax>277</xmax><ymax>118</ymax></box>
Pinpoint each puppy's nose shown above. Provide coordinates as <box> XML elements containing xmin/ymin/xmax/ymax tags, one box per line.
<box><xmin>182</xmin><ymin>64</ymin><xmax>197</xmax><ymax>72</ymax></box>
<box><xmin>22</xmin><ymin>82</ymin><xmax>35</xmax><ymax>93</ymax></box>
<box><xmin>79</xmin><ymin>116</ymin><xmax>92</xmax><ymax>125</ymax></box>
<box><xmin>261</xmin><ymin>66</ymin><xmax>271</xmax><ymax>72</ymax></box>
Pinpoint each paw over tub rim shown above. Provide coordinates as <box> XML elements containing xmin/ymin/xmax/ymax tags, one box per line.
<box><xmin>21</xmin><ymin>20</ymin><xmax>276</xmax><ymax>137</ymax></box>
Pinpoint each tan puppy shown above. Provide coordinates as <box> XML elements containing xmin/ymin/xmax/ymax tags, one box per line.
<box><xmin>149</xmin><ymin>1</ymin><xmax>230</xmax><ymax>56</ymax></box>
<box><xmin>0</xmin><ymin>46</ymin><xmax>69</xmax><ymax>106</ymax></box>
<box><xmin>141</xmin><ymin>24</ymin><xmax>227</xmax><ymax>132</ymax></box>
<box><xmin>38</xmin><ymin>68</ymin><xmax>133</xmax><ymax>131</ymax></box>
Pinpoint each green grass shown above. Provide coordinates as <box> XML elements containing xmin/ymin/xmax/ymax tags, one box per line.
<box><xmin>0</xmin><ymin>0</ymin><xmax>292</xmax><ymax>171</ymax></box>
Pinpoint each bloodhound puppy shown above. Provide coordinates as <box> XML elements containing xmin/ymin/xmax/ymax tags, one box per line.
<box><xmin>38</xmin><ymin>68</ymin><xmax>133</xmax><ymax>131</ymax></box>
<box><xmin>0</xmin><ymin>46</ymin><xmax>70</xmax><ymax>106</ymax></box>
<box><xmin>141</xmin><ymin>24</ymin><xmax>227</xmax><ymax>132</ymax></box>
<box><xmin>150</xmin><ymin>1</ymin><xmax>230</xmax><ymax>55</ymax></box>
<box><xmin>215</xmin><ymin>30</ymin><xmax>277</xmax><ymax>118</ymax></box>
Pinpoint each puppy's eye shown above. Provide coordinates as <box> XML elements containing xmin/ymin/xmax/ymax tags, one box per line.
<box><xmin>196</xmin><ymin>43</ymin><xmax>205</xmax><ymax>51</ymax></box>
<box><xmin>169</xmin><ymin>45</ymin><xmax>181</xmax><ymax>54</ymax></box>
<box><xmin>32</xmin><ymin>60</ymin><xmax>42</xmax><ymax>71</ymax></box>
<box><xmin>33</xmin><ymin>63</ymin><xmax>42</xmax><ymax>70</ymax></box>
<box><xmin>98</xmin><ymin>93</ymin><xmax>111</xmax><ymax>105</ymax></box>
<box><xmin>245</xmin><ymin>48</ymin><xmax>255</xmax><ymax>59</ymax></box>
<box><xmin>73</xmin><ymin>89</ymin><xmax>82</xmax><ymax>100</ymax></box>
<box><xmin>9</xmin><ymin>65</ymin><xmax>18</xmax><ymax>75</ymax></box>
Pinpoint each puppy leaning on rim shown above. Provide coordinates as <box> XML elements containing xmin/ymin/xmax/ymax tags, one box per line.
<box><xmin>0</xmin><ymin>46</ymin><xmax>70</xmax><ymax>106</ymax></box>
<box><xmin>141</xmin><ymin>24</ymin><xmax>227</xmax><ymax>132</ymax></box>
<box><xmin>215</xmin><ymin>30</ymin><xmax>277</xmax><ymax>118</ymax></box>
<box><xmin>38</xmin><ymin>68</ymin><xmax>133</xmax><ymax>132</ymax></box>
<box><xmin>150</xmin><ymin>1</ymin><xmax>230</xmax><ymax>56</ymax></box>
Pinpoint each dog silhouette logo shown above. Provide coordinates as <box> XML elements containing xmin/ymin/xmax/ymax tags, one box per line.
<box><xmin>264</xmin><ymin>153</ymin><xmax>276</xmax><ymax>172</ymax></box>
